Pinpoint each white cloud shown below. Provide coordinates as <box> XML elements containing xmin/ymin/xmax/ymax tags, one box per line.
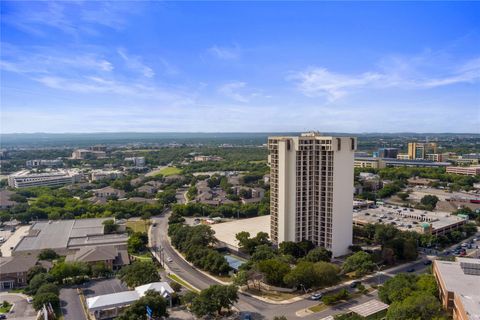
<box><xmin>291</xmin><ymin>56</ymin><xmax>480</xmax><ymax>101</ymax></box>
<box><xmin>118</xmin><ymin>49</ymin><xmax>154</xmax><ymax>78</ymax></box>
<box><xmin>218</xmin><ymin>81</ymin><xmax>250</xmax><ymax>102</ymax></box>
<box><xmin>208</xmin><ymin>45</ymin><xmax>241</xmax><ymax>60</ymax></box>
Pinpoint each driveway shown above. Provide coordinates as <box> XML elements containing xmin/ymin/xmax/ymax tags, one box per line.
<box><xmin>60</xmin><ymin>288</ymin><xmax>86</xmax><ymax>320</ymax></box>
<box><xmin>0</xmin><ymin>292</ymin><xmax>36</xmax><ymax>319</ymax></box>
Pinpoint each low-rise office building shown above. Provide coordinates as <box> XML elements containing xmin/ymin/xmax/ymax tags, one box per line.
<box><xmin>12</xmin><ymin>218</ymin><xmax>128</xmax><ymax>257</ymax></box>
<box><xmin>7</xmin><ymin>169</ymin><xmax>82</xmax><ymax>188</ymax></box>
<box><xmin>354</xmin><ymin>157</ymin><xmax>450</xmax><ymax>169</ymax></box>
<box><xmin>90</xmin><ymin>170</ymin><xmax>124</xmax><ymax>182</ymax></box>
<box><xmin>86</xmin><ymin>282</ymin><xmax>174</xmax><ymax>320</ymax></box>
<box><xmin>433</xmin><ymin>258</ymin><xmax>480</xmax><ymax>320</ymax></box>
<box><xmin>446</xmin><ymin>166</ymin><xmax>480</xmax><ymax>176</ymax></box>
<box><xmin>26</xmin><ymin>159</ymin><xmax>63</xmax><ymax>167</ymax></box>
<box><xmin>0</xmin><ymin>256</ymin><xmax>39</xmax><ymax>289</ymax></box>
<box><xmin>72</xmin><ymin>149</ymin><xmax>107</xmax><ymax>160</ymax></box>
<box><xmin>124</xmin><ymin>157</ymin><xmax>146</xmax><ymax>167</ymax></box>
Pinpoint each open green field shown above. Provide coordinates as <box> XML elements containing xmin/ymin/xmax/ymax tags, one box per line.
<box><xmin>158</xmin><ymin>166</ymin><xmax>182</xmax><ymax>176</ymax></box>
<box><xmin>126</xmin><ymin>220</ymin><xmax>150</xmax><ymax>233</ymax></box>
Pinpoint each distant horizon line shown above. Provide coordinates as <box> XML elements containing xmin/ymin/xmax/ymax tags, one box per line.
<box><xmin>2</xmin><ymin>131</ymin><xmax>479</xmax><ymax>135</ymax></box>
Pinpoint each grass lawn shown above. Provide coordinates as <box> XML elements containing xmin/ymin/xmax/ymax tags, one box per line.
<box><xmin>126</xmin><ymin>220</ymin><xmax>150</xmax><ymax>233</ymax></box>
<box><xmin>308</xmin><ymin>303</ymin><xmax>328</xmax><ymax>313</ymax></box>
<box><xmin>157</xmin><ymin>166</ymin><xmax>182</xmax><ymax>177</ymax></box>
<box><xmin>131</xmin><ymin>252</ymin><xmax>153</xmax><ymax>261</ymax></box>
<box><xmin>0</xmin><ymin>302</ymin><xmax>12</xmax><ymax>313</ymax></box>
<box><xmin>167</xmin><ymin>274</ymin><xmax>199</xmax><ymax>293</ymax></box>
<box><xmin>245</xmin><ymin>288</ymin><xmax>298</xmax><ymax>301</ymax></box>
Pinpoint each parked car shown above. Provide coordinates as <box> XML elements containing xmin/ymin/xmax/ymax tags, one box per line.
<box><xmin>243</xmin><ymin>313</ymin><xmax>252</xmax><ymax>320</ymax></box>
<box><xmin>423</xmin><ymin>260</ymin><xmax>432</xmax><ymax>265</ymax></box>
<box><xmin>310</xmin><ymin>293</ymin><xmax>323</xmax><ymax>300</ymax></box>
<box><xmin>0</xmin><ymin>314</ymin><xmax>6</xmax><ymax>319</ymax></box>
<box><xmin>27</xmin><ymin>297</ymin><xmax>33</xmax><ymax>303</ymax></box>
<box><xmin>350</xmin><ymin>281</ymin><xmax>360</xmax><ymax>288</ymax></box>
<box><xmin>407</xmin><ymin>268</ymin><xmax>415</xmax><ymax>273</ymax></box>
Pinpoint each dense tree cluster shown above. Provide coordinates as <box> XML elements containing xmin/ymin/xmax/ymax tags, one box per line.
<box><xmin>185</xmin><ymin>285</ymin><xmax>238</xmax><ymax>317</ymax></box>
<box><xmin>379</xmin><ymin>273</ymin><xmax>446</xmax><ymax>320</ymax></box>
<box><xmin>168</xmin><ymin>222</ymin><xmax>230</xmax><ymax>275</ymax></box>
<box><xmin>127</xmin><ymin>232</ymin><xmax>149</xmax><ymax>254</ymax></box>
<box><xmin>118</xmin><ymin>261</ymin><xmax>160</xmax><ymax>288</ymax></box>
<box><xmin>172</xmin><ymin>201</ymin><xmax>269</xmax><ymax>219</ymax></box>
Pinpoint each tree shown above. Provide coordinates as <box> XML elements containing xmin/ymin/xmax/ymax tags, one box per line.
<box><xmin>118</xmin><ymin>290</ymin><xmax>168</xmax><ymax>320</ymax></box>
<box><xmin>284</xmin><ymin>261</ymin><xmax>339</xmax><ymax>289</ymax></box>
<box><xmin>236</xmin><ymin>231</ymin><xmax>271</xmax><ymax>255</ymax></box>
<box><xmin>273</xmin><ymin>317</ymin><xmax>288</xmax><ymax>320</ymax></box>
<box><xmin>103</xmin><ymin>219</ymin><xmax>119</xmax><ymax>234</ymax></box>
<box><xmin>420</xmin><ymin>195</ymin><xmax>439</xmax><ymax>210</ymax></box>
<box><xmin>33</xmin><ymin>292</ymin><xmax>60</xmax><ymax>311</ymax></box>
<box><xmin>397</xmin><ymin>192</ymin><xmax>409</xmax><ymax>201</ymax></box>
<box><xmin>251</xmin><ymin>244</ymin><xmax>277</xmax><ymax>261</ymax></box>
<box><xmin>304</xmin><ymin>247</ymin><xmax>332</xmax><ymax>263</ymax></box>
<box><xmin>118</xmin><ymin>261</ymin><xmax>160</xmax><ymax>288</ymax></box>
<box><xmin>36</xmin><ymin>283</ymin><xmax>59</xmax><ymax>296</ymax></box>
<box><xmin>386</xmin><ymin>292</ymin><xmax>444</xmax><ymax>320</ymax></box>
<box><xmin>379</xmin><ymin>273</ymin><xmax>417</xmax><ymax>304</ymax></box>
<box><xmin>38</xmin><ymin>249</ymin><xmax>59</xmax><ymax>261</ymax></box>
<box><xmin>27</xmin><ymin>265</ymin><xmax>47</xmax><ymax>283</ymax></box>
<box><xmin>169</xmin><ymin>281</ymin><xmax>182</xmax><ymax>292</ymax></box>
<box><xmin>190</xmin><ymin>285</ymin><xmax>238</xmax><ymax>317</ymax></box>
<box><xmin>49</xmin><ymin>262</ymin><xmax>90</xmax><ymax>282</ymax></box>
<box><xmin>26</xmin><ymin>273</ymin><xmax>55</xmax><ymax>295</ymax></box>
<box><xmin>342</xmin><ymin>251</ymin><xmax>376</xmax><ymax>276</ymax></box>
<box><xmin>233</xmin><ymin>270</ymin><xmax>249</xmax><ymax>288</ymax></box>
<box><xmin>256</xmin><ymin>259</ymin><xmax>290</xmax><ymax>287</ymax></box>
<box><xmin>91</xmin><ymin>262</ymin><xmax>111</xmax><ymax>278</ymax></box>
<box><xmin>128</xmin><ymin>232</ymin><xmax>148</xmax><ymax>253</ymax></box>
<box><xmin>416</xmin><ymin>274</ymin><xmax>438</xmax><ymax>298</ymax></box>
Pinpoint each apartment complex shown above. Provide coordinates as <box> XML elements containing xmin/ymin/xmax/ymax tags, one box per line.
<box><xmin>433</xmin><ymin>258</ymin><xmax>480</xmax><ymax>320</ymax></box>
<box><xmin>446</xmin><ymin>166</ymin><xmax>480</xmax><ymax>176</ymax></box>
<box><xmin>268</xmin><ymin>132</ymin><xmax>356</xmax><ymax>257</ymax></box>
<box><xmin>26</xmin><ymin>159</ymin><xmax>63</xmax><ymax>167</ymax></box>
<box><xmin>7</xmin><ymin>169</ymin><xmax>82</xmax><ymax>188</ymax></box>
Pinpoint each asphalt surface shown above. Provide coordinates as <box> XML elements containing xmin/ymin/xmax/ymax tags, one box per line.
<box><xmin>60</xmin><ymin>278</ymin><xmax>128</xmax><ymax>320</ymax></box>
<box><xmin>60</xmin><ymin>288</ymin><xmax>86</xmax><ymax>320</ymax></box>
<box><xmin>0</xmin><ymin>293</ymin><xmax>36</xmax><ymax>319</ymax></box>
<box><xmin>150</xmin><ymin>213</ymin><xmax>434</xmax><ymax>320</ymax></box>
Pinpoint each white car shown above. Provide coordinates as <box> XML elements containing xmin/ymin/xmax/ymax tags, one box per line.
<box><xmin>27</xmin><ymin>297</ymin><xmax>33</xmax><ymax>303</ymax></box>
<box><xmin>167</xmin><ymin>257</ymin><xmax>173</xmax><ymax>263</ymax></box>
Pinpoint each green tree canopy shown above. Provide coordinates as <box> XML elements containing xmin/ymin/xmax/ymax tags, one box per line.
<box><xmin>118</xmin><ymin>261</ymin><xmax>160</xmax><ymax>288</ymax></box>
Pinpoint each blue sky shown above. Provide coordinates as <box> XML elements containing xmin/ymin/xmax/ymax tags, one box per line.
<box><xmin>1</xmin><ymin>1</ymin><xmax>479</xmax><ymax>133</ymax></box>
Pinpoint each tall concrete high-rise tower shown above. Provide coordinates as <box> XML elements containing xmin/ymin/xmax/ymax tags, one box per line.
<box><xmin>268</xmin><ymin>132</ymin><xmax>356</xmax><ymax>257</ymax></box>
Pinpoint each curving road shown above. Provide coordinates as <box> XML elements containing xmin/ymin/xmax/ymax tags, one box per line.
<box><xmin>150</xmin><ymin>213</ymin><xmax>430</xmax><ymax>320</ymax></box>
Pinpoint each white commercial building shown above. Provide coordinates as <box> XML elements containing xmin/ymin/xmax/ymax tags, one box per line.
<box><xmin>90</xmin><ymin>169</ymin><xmax>124</xmax><ymax>182</ymax></box>
<box><xmin>86</xmin><ymin>282</ymin><xmax>174</xmax><ymax>319</ymax></box>
<box><xmin>7</xmin><ymin>169</ymin><xmax>82</xmax><ymax>188</ymax></box>
<box><xmin>124</xmin><ymin>157</ymin><xmax>146</xmax><ymax>167</ymax></box>
<box><xmin>268</xmin><ymin>132</ymin><xmax>356</xmax><ymax>257</ymax></box>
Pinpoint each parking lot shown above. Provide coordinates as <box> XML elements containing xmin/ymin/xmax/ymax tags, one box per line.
<box><xmin>353</xmin><ymin>203</ymin><xmax>467</xmax><ymax>235</ymax></box>
<box><xmin>0</xmin><ymin>293</ymin><xmax>36</xmax><ymax>319</ymax></box>
<box><xmin>60</xmin><ymin>278</ymin><xmax>128</xmax><ymax>320</ymax></box>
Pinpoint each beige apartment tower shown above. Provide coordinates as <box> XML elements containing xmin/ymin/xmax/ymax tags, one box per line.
<box><xmin>268</xmin><ymin>132</ymin><xmax>356</xmax><ymax>257</ymax></box>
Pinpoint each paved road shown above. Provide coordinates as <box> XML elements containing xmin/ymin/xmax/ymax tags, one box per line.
<box><xmin>0</xmin><ymin>292</ymin><xmax>36</xmax><ymax>319</ymax></box>
<box><xmin>150</xmin><ymin>213</ymin><xmax>431</xmax><ymax>320</ymax></box>
<box><xmin>60</xmin><ymin>288</ymin><xmax>86</xmax><ymax>320</ymax></box>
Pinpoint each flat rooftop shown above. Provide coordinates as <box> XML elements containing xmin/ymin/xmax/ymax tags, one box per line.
<box><xmin>435</xmin><ymin>258</ymin><xmax>480</xmax><ymax>319</ymax></box>
<box><xmin>353</xmin><ymin>204</ymin><xmax>467</xmax><ymax>233</ymax></box>
<box><xmin>14</xmin><ymin>218</ymin><xmax>113</xmax><ymax>253</ymax></box>
<box><xmin>210</xmin><ymin>215</ymin><xmax>270</xmax><ymax>249</ymax></box>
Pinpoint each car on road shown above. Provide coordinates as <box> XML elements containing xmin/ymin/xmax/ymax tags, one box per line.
<box><xmin>243</xmin><ymin>313</ymin><xmax>252</xmax><ymax>320</ymax></box>
<box><xmin>423</xmin><ymin>260</ymin><xmax>432</xmax><ymax>265</ymax></box>
<box><xmin>27</xmin><ymin>297</ymin><xmax>33</xmax><ymax>303</ymax></box>
<box><xmin>309</xmin><ymin>293</ymin><xmax>323</xmax><ymax>300</ymax></box>
<box><xmin>167</xmin><ymin>257</ymin><xmax>173</xmax><ymax>263</ymax></box>
<box><xmin>152</xmin><ymin>223</ymin><xmax>157</xmax><ymax>227</ymax></box>
<box><xmin>350</xmin><ymin>281</ymin><xmax>360</xmax><ymax>288</ymax></box>
<box><xmin>407</xmin><ymin>268</ymin><xmax>415</xmax><ymax>273</ymax></box>
<box><xmin>0</xmin><ymin>314</ymin><xmax>6</xmax><ymax>319</ymax></box>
